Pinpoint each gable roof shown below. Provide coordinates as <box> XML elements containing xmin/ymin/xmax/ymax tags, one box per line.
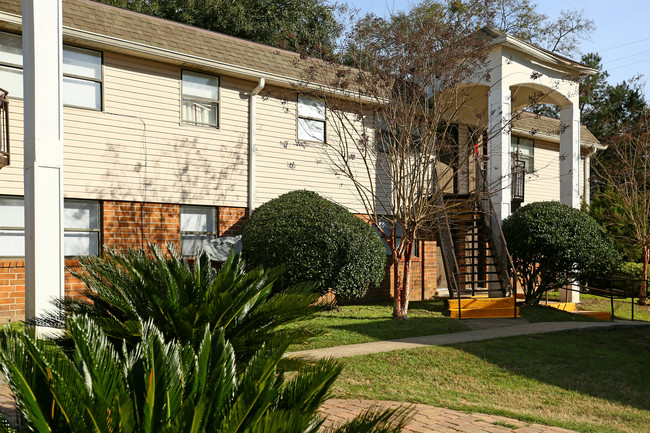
<box><xmin>0</xmin><ymin>0</ymin><xmax>312</xmax><ymax>87</ymax></box>
<box><xmin>0</xmin><ymin>0</ymin><xmax>602</xmax><ymax>148</ymax></box>
<box><xmin>480</xmin><ymin>27</ymin><xmax>597</xmax><ymax>77</ymax></box>
<box><xmin>512</xmin><ymin>112</ymin><xmax>602</xmax><ymax>149</ymax></box>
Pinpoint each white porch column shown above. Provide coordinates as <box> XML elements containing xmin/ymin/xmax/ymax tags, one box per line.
<box><xmin>487</xmin><ymin>86</ymin><xmax>511</xmax><ymax>222</ymax></box>
<box><xmin>560</xmin><ymin>103</ymin><xmax>581</xmax><ymax>209</ymax></box>
<box><xmin>23</xmin><ymin>0</ymin><xmax>65</xmax><ymax>323</ymax></box>
<box><xmin>559</xmin><ymin>102</ymin><xmax>581</xmax><ymax>303</ymax></box>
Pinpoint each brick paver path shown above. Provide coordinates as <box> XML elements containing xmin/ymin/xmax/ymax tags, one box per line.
<box><xmin>320</xmin><ymin>399</ymin><xmax>578</xmax><ymax>433</ymax></box>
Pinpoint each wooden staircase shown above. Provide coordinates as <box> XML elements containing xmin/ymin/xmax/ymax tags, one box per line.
<box><xmin>436</xmin><ymin>160</ymin><xmax>519</xmax><ymax>319</ymax></box>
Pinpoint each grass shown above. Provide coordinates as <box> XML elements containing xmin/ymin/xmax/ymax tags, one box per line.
<box><xmin>332</xmin><ymin>326</ymin><xmax>650</xmax><ymax>433</ymax></box>
<box><xmin>287</xmin><ymin>299</ymin><xmax>469</xmax><ymax>351</ymax></box>
<box><xmin>577</xmin><ymin>294</ymin><xmax>650</xmax><ymax>321</ymax></box>
<box><xmin>545</xmin><ymin>291</ymin><xmax>650</xmax><ymax>321</ymax></box>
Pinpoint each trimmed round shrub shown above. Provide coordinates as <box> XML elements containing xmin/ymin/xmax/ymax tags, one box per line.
<box><xmin>241</xmin><ymin>190</ymin><xmax>386</xmax><ymax>300</ymax></box>
<box><xmin>503</xmin><ymin>201</ymin><xmax>620</xmax><ymax>304</ymax></box>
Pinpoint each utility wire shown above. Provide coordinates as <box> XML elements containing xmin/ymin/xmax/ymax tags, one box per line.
<box><xmin>599</xmin><ymin>36</ymin><xmax>650</xmax><ymax>52</ymax></box>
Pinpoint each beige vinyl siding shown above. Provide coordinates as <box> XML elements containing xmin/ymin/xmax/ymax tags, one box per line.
<box><xmin>255</xmin><ymin>88</ymin><xmax>375</xmax><ymax>212</ymax></box>
<box><xmin>521</xmin><ymin>138</ymin><xmax>589</xmax><ymax>206</ymax></box>
<box><xmin>0</xmin><ymin>52</ymin><xmax>250</xmax><ymax>206</ymax></box>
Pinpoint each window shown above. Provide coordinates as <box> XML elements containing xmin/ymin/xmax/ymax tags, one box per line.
<box><xmin>0</xmin><ymin>196</ymin><xmax>25</xmax><ymax>256</ymax></box>
<box><xmin>0</xmin><ymin>33</ymin><xmax>103</xmax><ymax>109</ymax></box>
<box><xmin>297</xmin><ymin>95</ymin><xmax>326</xmax><ymax>142</ymax></box>
<box><xmin>512</xmin><ymin>137</ymin><xmax>534</xmax><ymax>174</ymax></box>
<box><xmin>180</xmin><ymin>205</ymin><xmax>217</xmax><ymax>256</ymax></box>
<box><xmin>62</xmin><ymin>46</ymin><xmax>103</xmax><ymax>110</ymax></box>
<box><xmin>64</xmin><ymin>199</ymin><xmax>100</xmax><ymax>256</ymax></box>
<box><xmin>0</xmin><ymin>196</ymin><xmax>99</xmax><ymax>257</ymax></box>
<box><xmin>182</xmin><ymin>70</ymin><xmax>219</xmax><ymax>127</ymax></box>
<box><xmin>0</xmin><ymin>32</ymin><xmax>24</xmax><ymax>98</ymax></box>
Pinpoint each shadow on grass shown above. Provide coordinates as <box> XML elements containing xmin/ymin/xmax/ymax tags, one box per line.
<box><xmin>290</xmin><ymin>299</ymin><xmax>469</xmax><ymax>350</ymax></box>
<box><xmin>450</xmin><ymin>326</ymin><xmax>650</xmax><ymax>412</ymax></box>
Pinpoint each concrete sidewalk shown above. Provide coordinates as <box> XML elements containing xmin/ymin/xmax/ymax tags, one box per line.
<box><xmin>288</xmin><ymin>319</ymin><xmax>649</xmax><ymax>359</ymax></box>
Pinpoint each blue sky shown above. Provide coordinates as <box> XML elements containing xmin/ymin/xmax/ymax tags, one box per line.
<box><xmin>345</xmin><ymin>1</ymin><xmax>650</xmax><ymax>99</ymax></box>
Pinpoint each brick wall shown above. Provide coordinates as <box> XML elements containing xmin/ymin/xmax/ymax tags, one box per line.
<box><xmin>218</xmin><ymin>207</ymin><xmax>248</xmax><ymax>237</ymax></box>
<box><xmin>0</xmin><ymin>260</ymin><xmax>25</xmax><ymax>323</ymax></box>
<box><xmin>0</xmin><ymin>201</ymin><xmax>248</xmax><ymax>323</ymax></box>
<box><xmin>103</xmin><ymin>201</ymin><xmax>181</xmax><ymax>251</ymax></box>
<box><xmin>364</xmin><ymin>238</ymin><xmax>438</xmax><ymax>302</ymax></box>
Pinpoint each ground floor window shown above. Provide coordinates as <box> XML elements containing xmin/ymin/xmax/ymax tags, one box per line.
<box><xmin>0</xmin><ymin>195</ymin><xmax>100</xmax><ymax>257</ymax></box>
<box><xmin>180</xmin><ymin>205</ymin><xmax>217</xmax><ymax>256</ymax></box>
<box><xmin>64</xmin><ymin>199</ymin><xmax>100</xmax><ymax>256</ymax></box>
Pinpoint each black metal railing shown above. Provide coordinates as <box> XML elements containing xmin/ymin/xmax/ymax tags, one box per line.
<box><xmin>511</xmin><ymin>160</ymin><xmax>525</xmax><ymax>202</ymax></box>
<box><xmin>0</xmin><ymin>87</ymin><xmax>9</xmax><ymax>168</ymax></box>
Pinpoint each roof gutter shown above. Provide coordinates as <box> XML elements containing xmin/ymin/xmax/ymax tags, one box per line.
<box><xmin>248</xmin><ymin>77</ymin><xmax>265</xmax><ymax>215</ymax></box>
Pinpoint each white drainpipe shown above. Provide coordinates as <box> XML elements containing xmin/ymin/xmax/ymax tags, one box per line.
<box><xmin>248</xmin><ymin>77</ymin><xmax>265</xmax><ymax>215</ymax></box>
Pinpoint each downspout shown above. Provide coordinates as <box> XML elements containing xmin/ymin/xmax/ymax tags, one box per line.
<box><xmin>248</xmin><ymin>77</ymin><xmax>265</xmax><ymax>216</ymax></box>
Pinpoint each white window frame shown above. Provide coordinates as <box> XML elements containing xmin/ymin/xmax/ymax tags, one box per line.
<box><xmin>62</xmin><ymin>45</ymin><xmax>103</xmax><ymax>111</ymax></box>
<box><xmin>180</xmin><ymin>205</ymin><xmax>218</xmax><ymax>256</ymax></box>
<box><xmin>181</xmin><ymin>70</ymin><xmax>220</xmax><ymax>128</ymax></box>
<box><xmin>64</xmin><ymin>199</ymin><xmax>101</xmax><ymax>257</ymax></box>
<box><xmin>297</xmin><ymin>95</ymin><xmax>326</xmax><ymax>143</ymax></box>
<box><xmin>0</xmin><ymin>195</ymin><xmax>26</xmax><ymax>257</ymax></box>
<box><xmin>512</xmin><ymin>136</ymin><xmax>534</xmax><ymax>174</ymax></box>
<box><xmin>0</xmin><ymin>31</ymin><xmax>24</xmax><ymax>99</ymax></box>
<box><xmin>0</xmin><ymin>196</ymin><xmax>100</xmax><ymax>257</ymax></box>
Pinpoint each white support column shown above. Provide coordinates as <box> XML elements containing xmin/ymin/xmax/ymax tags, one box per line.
<box><xmin>23</xmin><ymin>0</ymin><xmax>65</xmax><ymax>323</ymax></box>
<box><xmin>487</xmin><ymin>85</ymin><xmax>511</xmax><ymax>222</ymax></box>
<box><xmin>560</xmin><ymin>103</ymin><xmax>581</xmax><ymax>209</ymax></box>
<box><xmin>559</xmin><ymin>102</ymin><xmax>581</xmax><ymax>303</ymax></box>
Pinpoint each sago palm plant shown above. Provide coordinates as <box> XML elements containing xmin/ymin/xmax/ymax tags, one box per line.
<box><xmin>47</xmin><ymin>244</ymin><xmax>324</xmax><ymax>362</ymax></box>
<box><xmin>0</xmin><ymin>316</ymin><xmax>406</xmax><ymax>432</ymax></box>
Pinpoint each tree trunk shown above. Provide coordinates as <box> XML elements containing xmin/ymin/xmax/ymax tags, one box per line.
<box><xmin>393</xmin><ymin>243</ymin><xmax>413</xmax><ymax>319</ymax></box>
<box><xmin>639</xmin><ymin>246</ymin><xmax>648</xmax><ymax>305</ymax></box>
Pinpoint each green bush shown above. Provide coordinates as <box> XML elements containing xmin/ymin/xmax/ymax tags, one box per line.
<box><xmin>590</xmin><ymin>261</ymin><xmax>644</xmax><ymax>296</ymax></box>
<box><xmin>503</xmin><ymin>201</ymin><xmax>620</xmax><ymax>304</ymax></box>
<box><xmin>0</xmin><ymin>316</ymin><xmax>406</xmax><ymax>432</ymax></box>
<box><xmin>50</xmin><ymin>244</ymin><xmax>324</xmax><ymax>363</ymax></box>
<box><xmin>241</xmin><ymin>190</ymin><xmax>386</xmax><ymax>301</ymax></box>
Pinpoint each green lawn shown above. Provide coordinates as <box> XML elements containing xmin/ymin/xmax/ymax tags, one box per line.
<box><xmin>332</xmin><ymin>326</ymin><xmax>650</xmax><ymax>433</ymax></box>
<box><xmin>287</xmin><ymin>300</ymin><xmax>469</xmax><ymax>351</ymax></box>
<box><xmin>578</xmin><ymin>294</ymin><xmax>650</xmax><ymax>321</ymax></box>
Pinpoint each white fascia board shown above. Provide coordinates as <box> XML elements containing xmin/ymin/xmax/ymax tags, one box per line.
<box><xmin>0</xmin><ymin>11</ymin><xmax>372</xmax><ymax>102</ymax></box>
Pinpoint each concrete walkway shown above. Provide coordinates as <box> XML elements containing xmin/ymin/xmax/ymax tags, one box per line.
<box><xmin>288</xmin><ymin>319</ymin><xmax>649</xmax><ymax>359</ymax></box>
<box><xmin>320</xmin><ymin>399</ymin><xmax>579</xmax><ymax>433</ymax></box>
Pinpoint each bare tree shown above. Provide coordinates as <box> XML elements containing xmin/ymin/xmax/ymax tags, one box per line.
<box><xmin>593</xmin><ymin>105</ymin><xmax>650</xmax><ymax>305</ymax></box>
<box><xmin>292</xmin><ymin>4</ymin><xmax>509</xmax><ymax>319</ymax></box>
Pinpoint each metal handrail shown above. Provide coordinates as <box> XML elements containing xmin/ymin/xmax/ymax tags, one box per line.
<box><xmin>435</xmin><ymin>195</ymin><xmax>461</xmax><ymax>297</ymax></box>
<box><xmin>0</xmin><ymin>87</ymin><xmax>9</xmax><ymax>167</ymax></box>
<box><xmin>474</xmin><ymin>159</ymin><xmax>518</xmax><ymax>314</ymax></box>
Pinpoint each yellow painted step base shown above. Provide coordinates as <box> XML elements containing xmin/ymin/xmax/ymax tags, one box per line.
<box><xmin>449</xmin><ymin>307</ymin><xmax>520</xmax><ymax>319</ymax></box>
<box><xmin>573</xmin><ymin>310</ymin><xmax>612</xmax><ymax>320</ymax></box>
<box><xmin>448</xmin><ymin>297</ymin><xmax>515</xmax><ymax>309</ymax></box>
<box><xmin>540</xmin><ymin>301</ymin><xmax>577</xmax><ymax>312</ymax></box>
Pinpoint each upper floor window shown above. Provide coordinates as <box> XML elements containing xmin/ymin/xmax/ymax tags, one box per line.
<box><xmin>0</xmin><ymin>196</ymin><xmax>100</xmax><ymax>257</ymax></box>
<box><xmin>182</xmin><ymin>70</ymin><xmax>219</xmax><ymax>127</ymax></box>
<box><xmin>512</xmin><ymin>137</ymin><xmax>534</xmax><ymax>174</ymax></box>
<box><xmin>297</xmin><ymin>95</ymin><xmax>326</xmax><ymax>143</ymax></box>
<box><xmin>180</xmin><ymin>205</ymin><xmax>217</xmax><ymax>256</ymax></box>
<box><xmin>0</xmin><ymin>31</ymin><xmax>103</xmax><ymax>109</ymax></box>
<box><xmin>0</xmin><ymin>32</ymin><xmax>24</xmax><ymax>99</ymax></box>
<box><xmin>62</xmin><ymin>46</ymin><xmax>103</xmax><ymax>110</ymax></box>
